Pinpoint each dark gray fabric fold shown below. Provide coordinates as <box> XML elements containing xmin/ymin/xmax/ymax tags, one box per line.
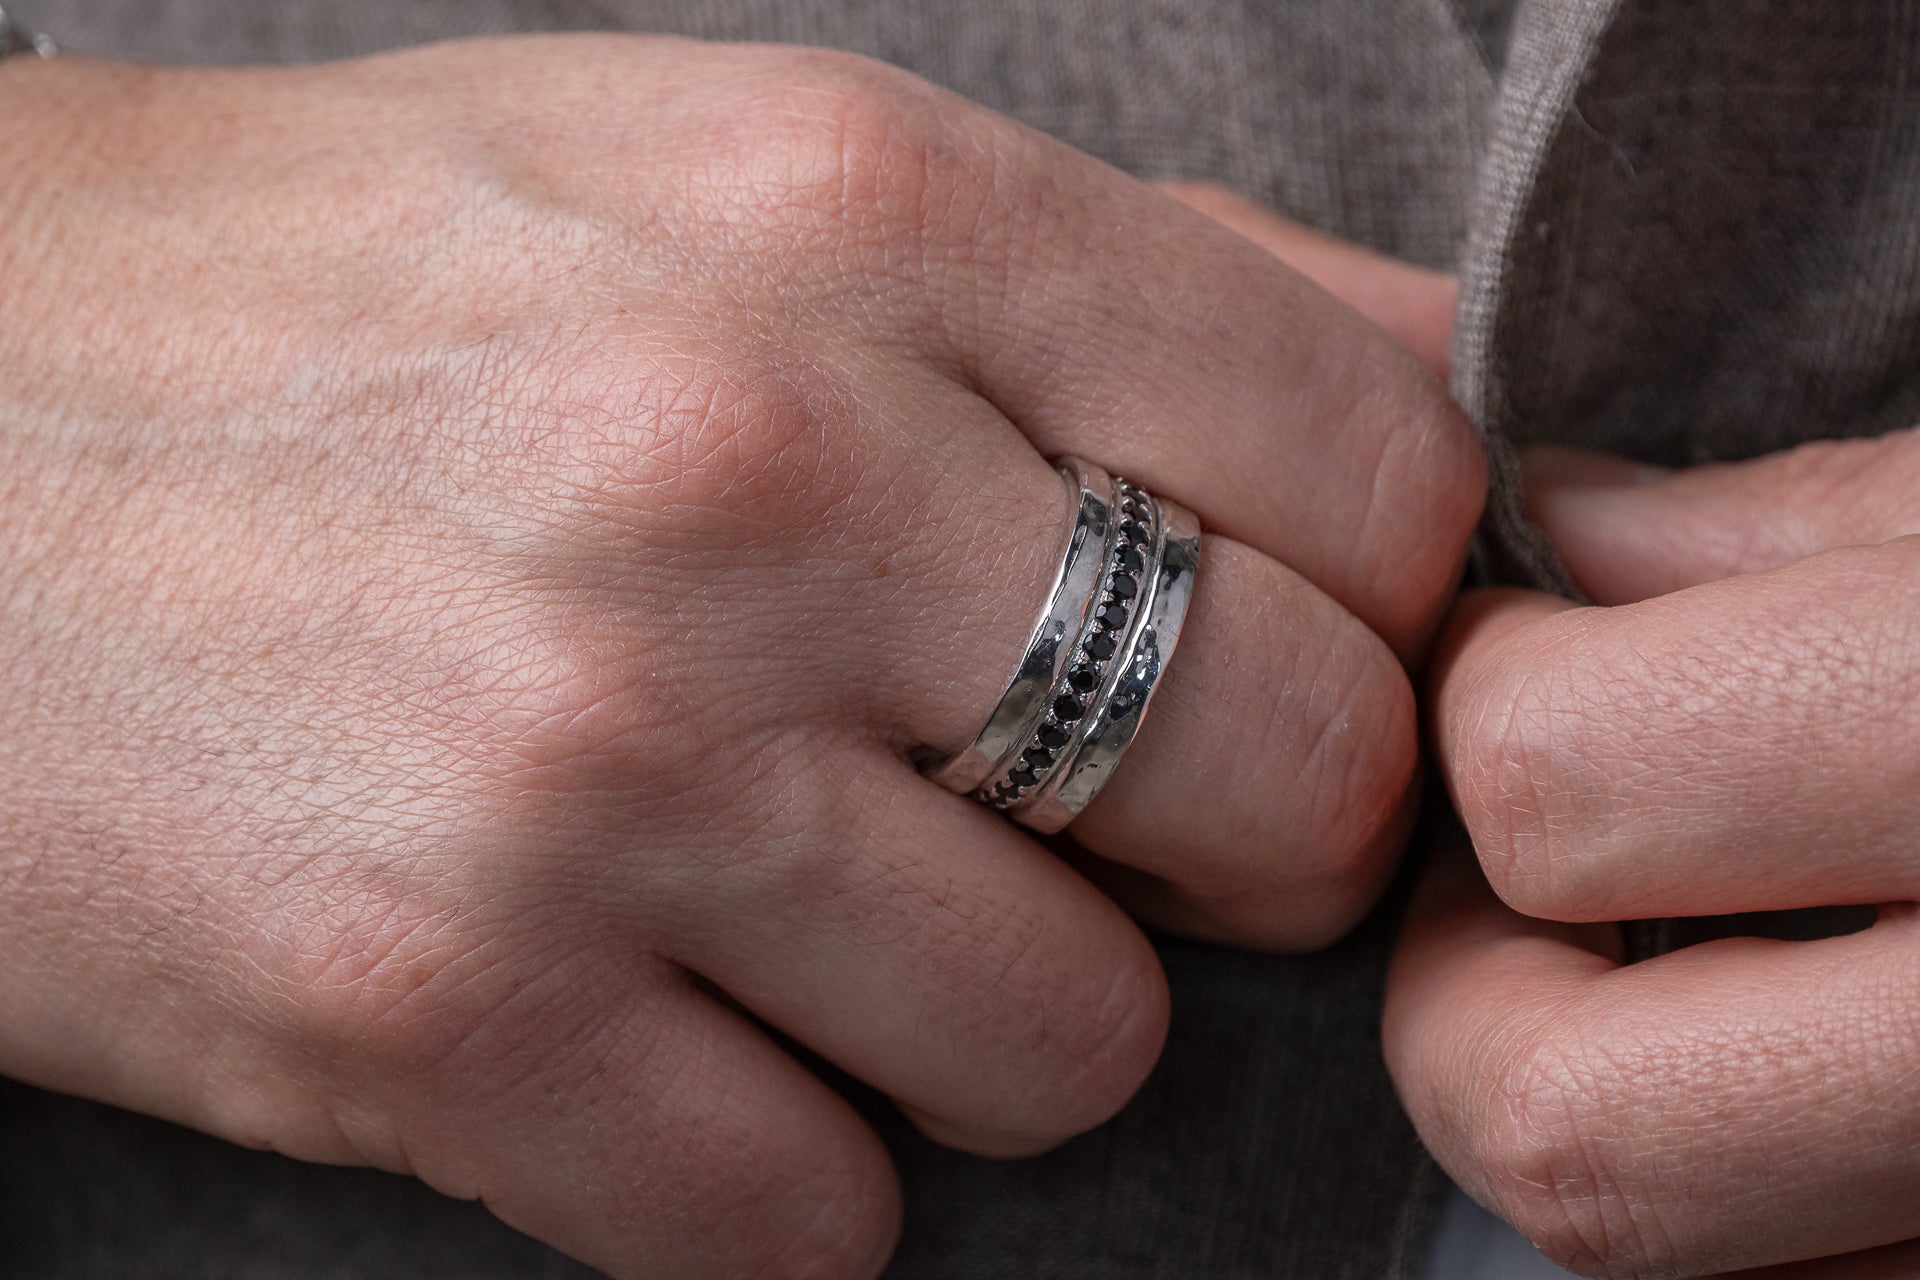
<box><xmin>1457</xmin><ymin>0</ymin><xmax>1920</xmax><ymax>590</ymax></box>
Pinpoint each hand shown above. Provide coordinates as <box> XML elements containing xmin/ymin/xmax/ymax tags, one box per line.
<box><xmin>0</xmin><ymin>39</ymin><xmax>1482</xmax><ymax>1279</ymax></box>
<box><xmin>1391</xmin><ymin>428</ymin><xmax>1920</xmax><ymax>1278</ymax></box>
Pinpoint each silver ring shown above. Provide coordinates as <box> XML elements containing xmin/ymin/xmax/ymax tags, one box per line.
<box><xmin>928</xmin><ymin>457</ymin><xmax>1202</xmax><ymax>834</ymax></box>
<box><xmin>1014</xmin><ymin>483</ymin><xmax>1201</xmax><ymax>833</ymax></box>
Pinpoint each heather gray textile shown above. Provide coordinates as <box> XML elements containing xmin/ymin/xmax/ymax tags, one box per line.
<box><xmin>1459</xmin><ymin>0</ymin><xmax>1920</xmax><ymax>590</ymax></box>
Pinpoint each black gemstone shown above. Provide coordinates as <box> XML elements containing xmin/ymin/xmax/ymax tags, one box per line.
<box><xmin>1008</xmin><ymin>768</ymin><xmax>1037</xmax><ymax>788</ymax></box>
<box><xmin>1117</xmin><ymin>547</ymin><xmax>1146</xmax><ymax>575</ymax></box>
<box><xmin>1122</xmin><ymin>498</ymin><xmax>1148</xmax><ymax>520</ymax></box>
<box><xmin>1096</xmin><ymin>602</ymin><xmax>1129</xmax><ymax>630</ymax></box>
<box><xmin>1038</xmin><ymin>723</ymin><xmax>1071</xmax><ymax>749</ymax></box>
<box><xmin>1085</xmin><ymin>632</ymin><xmax>1117</xmax><ymax>661</ymax></box>
<box><xmin>1066</xmin><ymin>666</ymin><xmax>1099</xmax><ymax>693</ymax></box>
<box><xmin>1053</xmin><ymin>693</ymin><xmax>1087</xmax><ymax>722</ymax></box>
<box><xmin>1024</xmin><ymin>747</ymin><xmax>1054</xmax><ymax>770</ymax></box>
<box><xmin>1119</xmin><ymin>520</ymin><xmax>1149</xmax><ymax>546</ymax></box>
<box><xmin>1109</xmin><ymin>574</ymin><xmax>1138</xmax><ymax>599</ymax></box>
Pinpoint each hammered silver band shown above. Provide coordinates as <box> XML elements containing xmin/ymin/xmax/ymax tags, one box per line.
<box><xmin>929</xmin><ymin>457</ymin><xmax>1201</xmax><ymax>834</ymax></box>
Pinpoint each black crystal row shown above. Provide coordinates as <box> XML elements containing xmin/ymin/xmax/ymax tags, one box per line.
<box><xmin>983</xmin><ymin>479</ymin><xmax>1156</xmax><ymax>811</ymax></box>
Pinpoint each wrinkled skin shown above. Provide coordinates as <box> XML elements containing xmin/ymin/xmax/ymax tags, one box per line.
<box><xmin>0</xmin><ymin>37</ymin><xmax>1480</xmax><ymax>1279</ymax></box>
<box><xmin>1396</xmin><ymin>430</ymin><xmax>1920</xmax><ymax>1280</ymax></box>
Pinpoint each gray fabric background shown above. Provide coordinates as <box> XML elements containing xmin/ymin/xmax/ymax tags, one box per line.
<box><xmin>7</xmin><ymin>0</ymin><xmax>1918</xmax><ymax>1275</ymax></box>
<box><xmin>1462</xmin><ymin>0</ymin><xmax>1920</xmax><ymax>592</ymax></box>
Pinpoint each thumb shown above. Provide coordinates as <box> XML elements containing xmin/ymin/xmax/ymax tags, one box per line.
<box><xmin>1525</xmin><ymin>429</ymin><xmax>1920</xmax><ymax>604</ymax></box>
<box><xmin>1158</xmin><ymin>182</ymin><xmax>1457</xmax><ymax>379</ymax></box>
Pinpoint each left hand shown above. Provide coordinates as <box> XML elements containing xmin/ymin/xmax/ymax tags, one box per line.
<box><xmin>1389</xmin><ymin>427</ymin><xmax>1920</xmax><ymax>1278</ymax></box>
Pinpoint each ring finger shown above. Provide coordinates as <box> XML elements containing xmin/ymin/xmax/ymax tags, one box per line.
<box><xmin>851</xmin><ymin>376</ymin><xmax>1423</xmax><ymax>948</ymax></box>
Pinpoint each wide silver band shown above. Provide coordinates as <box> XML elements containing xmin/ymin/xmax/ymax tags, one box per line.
<box><xmin>928</xmin><ymin>456</ymin><xmax>1201</xmax><ymax>834</ymax></box>
<box><xmin>1015</xmin><ymin>486</ymin><xmax>1200</xmax><ymax>833</ymax></box>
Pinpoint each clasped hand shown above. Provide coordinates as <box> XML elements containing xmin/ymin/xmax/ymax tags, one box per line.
<box><xmin>1397</xmin><ymin>433</ymin><xmax>1920</xmax><ymax>1279</ymax></box>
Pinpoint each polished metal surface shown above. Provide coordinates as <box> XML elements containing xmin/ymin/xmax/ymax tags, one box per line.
<box><xmin>1013</xmin><ymin>483</ymin><xmax>1200</xmax><ymax>834</ymax></box>
<box><xmin>928</xmin><ymin>452</ymin><xmax>1200</xmax><ymax>835</ymax></box>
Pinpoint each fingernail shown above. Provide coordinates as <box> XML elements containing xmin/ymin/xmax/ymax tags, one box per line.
<box><xmin>1521</xmin><ymin>445</ymin><xmax>1669</xmax><ymax>490</ymax></box>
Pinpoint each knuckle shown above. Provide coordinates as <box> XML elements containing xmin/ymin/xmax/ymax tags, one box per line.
<box><xmin>1444</xmin><ymin>646</ymin><xmax>1534</xmax><ymax>852</ymax></box>
<box><xmin>1299</xmin><ymin>639</ymin><xmax>1420</xmax><ymax>894</ymax></box>
<box><xmin>573</xmin><ymin>985</ymin><xmax>899</xmax><ymax>1280</ymax></box>
<box><xmin>1262</xmin><ymin>649</ymin><xmax>1416</xmax><ymax>944</ymax></box>
<box><xmin>925</xmin><ymin>903</ymin><xmax>1176</xmax><ymax>1141</ymax></box>
<box><xmin>1354</xmin><ymin>374</ymin><xmax>1487</xmax><ymax>627</ymax></box>
<box><xmin>878</xmin><ymin>871</ymin><xmax>1167</xmax><ymax>1138</ymax></box>
<box><xmin>1153</xmin><ymin>555</ymin><xmax>1419</xmax><ymax>949</ymax></box>
<box><xmin>1051</xmin><ymin>934</ymin><xmax>1172</xmax><ymax>1126</ymax></box>
<box><xmin>528</xmin><ymin>343</ymin><xmax>872</xmax><ymax>553</ymax></box>
<box><xmin>1470</xmin><ymin>1028</ymin><xmax>1678</xmax><ymax>1278</ymax></box>
<box><xmin>698</xmin><ymin>49</ymin><xmax>965</xmax><ymax>258</ymax></box>
<box><xmin>922</xmin><ymin>873</ymin><xmax>1170</xmax><ymax>1131</ymax></box>
<box><xmin>1446</xmin><ymin>629</ymin><xmax>1611</xmax><ymax>920</ymax></box>
<box><xmin>751</xmin><ymin>773</ymin><xmax>1167</xmax><ymax>1141</ymax></box>
<box><xmin>189</xmin><ymin>668</ymin><xmax>652</xmax><ymax>1090</ymax></box>
<box><xmin>949</xmin><ymin>900</ymin><xmax>1168</xmax><ymax>1133</ymax></box>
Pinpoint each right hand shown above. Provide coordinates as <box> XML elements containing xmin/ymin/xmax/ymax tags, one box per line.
<box><xmin>0</xmin><ymin>38</ymin><xmax>1482</xmax><ymax>1278</ymax></box>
